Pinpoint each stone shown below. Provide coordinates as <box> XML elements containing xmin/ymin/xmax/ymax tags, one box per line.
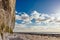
<box><xmin>0</xmin><ymin>0</ymin><xmax>16</xmax><ymax>40</ymax></box>
<box><xmin>0</xmin><ymin>0</ymin><xmax>16</xmax><ymax>29</ymax></box>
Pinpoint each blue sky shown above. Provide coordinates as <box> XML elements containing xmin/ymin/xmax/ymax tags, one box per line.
<box><xmin>16</xmin><ymin>0</ymin><xmax>60</xmax><ymax>14</ymax></box>
<box><xmin>15</xmin><ymin>0</ymin><xmax>60</xmax><ymax>29</ymax></box>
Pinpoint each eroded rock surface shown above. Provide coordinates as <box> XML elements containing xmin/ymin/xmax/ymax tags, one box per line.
<box><xmin>0</xmin><ymin>0</ymin><xmax>16</xmax><ymax>29</ymax></box>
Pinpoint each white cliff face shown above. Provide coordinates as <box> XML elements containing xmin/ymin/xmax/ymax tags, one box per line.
<box><xmin>0</xmin><ymin>0</ymin><xmax>16</xmax><ymax>29</ymax></box>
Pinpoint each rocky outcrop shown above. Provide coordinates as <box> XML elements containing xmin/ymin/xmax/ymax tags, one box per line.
<box><xmin>0</xmin><ymin>0</ymin><xmax>16</xmax><ymax>29</ymax></box>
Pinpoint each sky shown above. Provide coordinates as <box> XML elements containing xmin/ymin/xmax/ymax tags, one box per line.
<box><xmin>16</xmin><ymin>0</ymin><xmax>60</xmax><ymax>14</ymax></box>
<box><xmin>14</xmin><ymin>0</ymin><xmax>60</xmax><ymax>32</ymax></box>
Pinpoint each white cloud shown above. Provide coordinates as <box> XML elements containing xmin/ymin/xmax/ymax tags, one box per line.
<box><xmin>15</xmin><ymin>11</ymin><xmax>18</xmax><ymax>13</ymax></box>
<box><xmin>14</xmin><ymin>21</ymin><xmax>60</xmax><ymax>32</ymax></box>
<box><xmin>50</xmin><ymin>11</ymin><xmax>60</xmax><ymax>19</ymax></box>
<box><xmin>21</xmin><ymin>13</ymin><xmax>30</xmax><ymax>21</ymax></box>
<box><xmin>15</xmin><ymin>10</ymin><xmax>60</xmax><ymax>25</ymax></box>
<box><xmin>21</xmin><ymin>12</ymin><xmax>31</xmax><ymax>23</ymax></box>
<box><xmin>15</xmin><ymin>15</ymin><xmax>21</xmax><ymax>20</ymax></box>
<box><xmin>14</xmin><ymin>10</ymin><xmax>60</xmax><ymax>32</ymax></box>
<box><xmin>30</xmin><ymin>11</ymin><xmax>52</xmax><ymax>23</ymax></box>
<box><xmin>16</xmin><ymin>12</ymin><xmax>32</xmax><ymax>24</ymax></box>
<box><xmin>31</xmin><ymin>11</ymin><xmax>40</xmax><ymax>19</ymax></box>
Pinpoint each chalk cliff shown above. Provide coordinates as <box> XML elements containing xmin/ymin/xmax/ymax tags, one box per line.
<box><xmin>0</xmin><ymin>0</ymin><xmax>16</xmax><ymax>29</ymax></box>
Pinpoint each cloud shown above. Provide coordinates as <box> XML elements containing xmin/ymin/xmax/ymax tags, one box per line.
<box><xmin>16</xmin><ymin>12</ymin><xmax>32</xmax><ymax>24</ymax></box>
<box><xmin>15</xmin><ymin>10</ymin><xmax>60</xmax><ymax>25</ymax></box>
<box><xmin>14</xmin><ymin>21</ymin><xmax>60</xmax><ymax>32</ymax></box>
<box><xmin>16</xmin><ymin>15</ymin><xmax>21</xmax><ymax>20</ymax></box>
<box><xmin>15</xmin><ymin>11</ymin><xmax>18</xmax><ymax>13</ymax></box>
<box><xmin>14</xmin><ymin>11</ymin><xmax>60</xmax><ymax>32</ymax></box>
<box><xmin>21</xmin><ymin>13</ymin><xmax>30</xmax><ymax>21</ymax></box>
<box><xmin>31</xmin><ymin>11</ymin><xmax>40</xmax><ymax>19</ymax></box>
<box><xmin>50</xmin><ymin>12</ymin><xmax>60</xmax><ymax>20</ymax></box>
